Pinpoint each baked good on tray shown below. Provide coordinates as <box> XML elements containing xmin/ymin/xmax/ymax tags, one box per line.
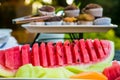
<box><xmin>77</xmin><ymin>13</ymin><xmax>95</xmax><ymax>25</ymax></box>
<box><xmin>94</xmin><ymin>17</ymin><xmax>111</xmax><ymax>25</ymax></box>
<box><xmin>63</xmin><ymin>17</ymin><xmax>77</xmax><ymax>25</ymax></box>
<box><xmin>82</xmin><ymin>3</ymin><xmax>103</xmax><ymax>18</ymax></box>
<box><xmin>45</xmin><ymin>16</ymin><xmax>63</xmax><ymax>25</ymax></box>
<box><xmin>38</xmin><ymin>5</ymin><xmax>55</xmax><ymax>16</ymax></box>
<box><xmin>0</xmin><ymin>39</ymin><xmax>115</xmax><ymax>79</ymax></box>
<box><xmin>64</xmin><ymin>5</ymin><xmax>80</xmax><ymax>17</ymax></box>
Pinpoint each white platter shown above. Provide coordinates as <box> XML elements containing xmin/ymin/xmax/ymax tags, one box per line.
<box><xmin>22</xmin><ymin>24</ymin><xmax>118</xmax><ymax>33</ymax></box>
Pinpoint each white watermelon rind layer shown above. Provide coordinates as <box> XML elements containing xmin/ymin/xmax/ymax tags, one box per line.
<box><xmin>65</xmin><ymin>41</ymin><xmax>114</xmax><ymax>73</ymax></box>
<box><xmin>0</xmin><ymin>64</ymin><xmax>16</xmax><ymax>77</ymax></box>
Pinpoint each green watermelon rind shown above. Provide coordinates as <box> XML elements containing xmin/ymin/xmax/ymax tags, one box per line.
<box><xmin>0</xmin><ymin>65</ymin><xmax>16</xmax><ymax>77</ymax></box>
<box><xmin>65</xmin><ymin>41</ymin><xmax>114</xmax><ymax>73</ymax></box>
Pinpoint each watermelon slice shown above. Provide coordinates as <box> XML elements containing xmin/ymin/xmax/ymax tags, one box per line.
<box><xmin>66</xmin><ymin>40</ymin><xmax>114</xmax><ymax>74</ymax></box>
<box><xmin>100</xmin><ymin>40</ymin><xmax>111</xmax><ymax>55</ymax></box>
<box><xmin>39</xmin><ymin>42</ymin><xmax>48</xmax><ymax>67</ymax></box>
<box><xmin>103</xmin><ymin>61</ymin><xmax>120</xmax><ymax>80</ymax></box>
<box><xmin>64</xmin><ymin>40</ymin><xmax>73</xmax><ymax>65</ymax></box>
<box><xmin>14</xmin><ymin>46</ymin><xmax>22</xmax><ymax>69</ymax></box>
<box><xmin>0</xmin><ymin>50</ymin><xmax>5</xmax><ymax>66</ymax></box>
<box><xmin>93</xmin><ymin>39</ymin><xmax>105</xmax><ymax>59</ymax></box>
<box><xmin>21</xmin><ymin>44</ymin><xmax>30</xmax><ymax>65</ymax></box>
<box><xmin>86</xmin><ymin>39</ymin><xmax>98</xmax><ymax>62</ymax></box>
<box><xmin>46</xmin><ymin>42</ymin><xmax>55</xmax><ymax>66</ymax></box>
<box><xmin>79</xmin><ymin>39</ymin><xmax>90</xmax><ymax>63</ymax></box>
<box><xmin>72</xmin><ymin>40</ymin><xmax>81</xmax><ymax>64</ymax></box>
<box><xmin>32</xmin><ymin>43</ymin><xmax>40</xmax><ymax>66</ymax></box>
<box><xmin>115</xmin><ymin>76</ymin><xmax>120</xmax><ymax>80</ymax></box>
<box><xmin>0</xmin><ymin>39</ymin><xmax>115</xmax><ymax>78</ymax></box>
<box><xmin>5</xmin><ymin>48</ymin><xmax>14</xmax><ymax>70</ymax></box>
<box><xmin>56</xmin><ymin>41</ymin><xmax>64</xmax><ymax>66</ymax></box>
<box><xmin>55</xmin><ymin>42</ymin><xmax>62</xmax><ymax>65</ymax></box>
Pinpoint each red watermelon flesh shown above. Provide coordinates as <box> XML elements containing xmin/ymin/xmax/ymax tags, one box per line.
<box><xmin>115</xmin><ymin>76</ymin><xmax>120</xmax><ymax>80</ymax></box>
<box><xmin>93</xmin><ymin>39</ymin><xmax>105</xmax><ymax>59</ymax></box>
<box><xmin>46</xmin><ymin>42</ymin><xmax>55</xmax><ymax>66</ymax></box>
<box><xmin>39</xmin><ymin>42</ymin><xmax>48</xmax><ymax>67</ymax></box>
<box><xmin>0</xmin><ymin>50</ymin><xmax>5</xmax><ymax>66</ymax></box>
<box><xmin>72</xmin><ymin>40</ymin><xmax>81</xmax><ymax>64</ymax></box>
<box><xmin>56</xmin><ymin>41</ymin><xmax>64</xmax><ymax>66</ymax></box>
<box><xmin>13</xmin><ymin>46</ymin><xmax>22</xmax><ymax>69</ymax></box>
<box><xmin>32</xmin><ymin>43</ymin><xmax>40</xmax><ymax>66</ymax></box>
<box><xmin>103</xmin><ymin>61</ymin><xmax>120</xmax><ymax>80</ymax></box>
<box><xmin>79</xmin><ymin>39</ymin><xmax>90</xmax><ymax>63</ymax></box>
<box><xmin>0</xmin><ymin>39</ymin><xmax>114</xmax><ymax>71</ymax></box>
<box><xmin>21</xmin><ymin>44</ymin><xmax>30</xmax><ymax>65</ymax></box>
<box><xmin>64</xmin><ymin>40</ymin><xmax>73</xmax><ymax>65</ymax></box>
<box><xmin>100</xmin><ymin>40</ymin><xmax>111</xmax><ymax>55</ymax></box>
<box><xmin>5</xmin><ymin>48</ymin><xmax>14</xmax><ymax>70</ymax></box>
<box><xmin>86</xmin><ymin>39</ymin><xmax>98</xmax><ymax>62</ymax></box>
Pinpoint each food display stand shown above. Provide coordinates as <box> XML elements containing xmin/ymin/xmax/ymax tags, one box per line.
<box><xmin>21</xmin><ymin>23</ymin><xmax>117</xmax><ymax>46</ymax></box>
<box><xmin>22</xmin><ymin>24</ymin><xmax>117</xmax><ymax>33</ymax></box>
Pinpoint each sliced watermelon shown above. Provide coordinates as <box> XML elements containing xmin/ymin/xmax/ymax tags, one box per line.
<box><xmin>115</xmin><ymin>76</ymin><xmax>120</xmax><ymax>80</ymax></box>
<box><xmin>46</xmin><ymin>42</ymin><xmax>55</xmax><ymax>66</ymax></box>
<box><xmin>56</xmin><ymin>41</ymin><xmax>64</xmax><ymax>66</ymax></box>
<box><xmin>86</xmin><ymin>39</ymin><xmax>98</xmax><ymax>61</ymax></box>
<box><xmin>39</xmin><ymin>42</ymin><xmax>48</xmax><ymax>67</ymax></box>
<box><xmin>21</xmin><ymin>44</ymin><xmax>30</xmax><ymax>65</ymax></box>
<box><xmin>72</xmin><ymin>40</ymin><xmax>81</xmax><ymax>64</ymax></box>
<box><xmin>79</xmin><ymin>39</ymin><xmax>90</xmax><ymax>63</ymax></box>
<box><xmin>103</xmin><ymin>61</ymin><xmax>120</xmax><ymax>80</ymax></box>
<box><xmin>94</xmin><ymin>39</ymin><xmax>105</xmax><ymax>59</ymax></box>
<box><xmin>5</xmin><ymin>48</ymin><xmax>14</xmax><ymax>70</ymax></box>
<box><xmin>63</xmin><ymin>40</ymin><xmax>73</xmax><ymax>65</ymax></box>
<box><xmin>13</xmin><ymin>46</ymin><xmax>22</xmax><ymax>69</ymax></box>
<box><xmin>0</xmin><ymin>39</ymin><xmax>115</xmax><ymax>78</ymax></box>
<box><xmin>0</xmin><ymin>50</ymin><xmax>5</xmax><ymax>66</ymax></box>
<box><xmin>100</xmin><ymin>40</ymin><xmax>111</xmax><ymax>55</ymax></box>
<box><xmin>32</xmin><ymin>43</ymin><xmax>40</xmax><ymax>66</ymax></box>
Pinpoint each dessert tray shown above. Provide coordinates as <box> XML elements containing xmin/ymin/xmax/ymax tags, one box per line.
<box><xmin>22</xmin><ymin>24</ymin><xmax>117</xmax><ymax>33</ymax></box>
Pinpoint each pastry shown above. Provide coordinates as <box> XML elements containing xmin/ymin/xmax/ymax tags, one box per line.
<box><xmin>82</xmin><ymin>3</ymin><xmax>103</xmax><ymax>18</ymax></box>
<box><xmin>38</xmin><ymin>5</ymin><xmax>55</xmax><ymax>16</ymax></box>
<box><xmin>94</xmin><ymin>17</ymin><xmax>111</xmax><ymax>25</ymax></box>
<box><xmin>77</xmin><ymin>13</ymin><xmax>95</xmax><ymax>25</ymax></box>
<box><xmin>63</xmin><ymin>17</ymin><xmax>77</xmax><ymax>25</ymax></box>
<box><xmin>45</xmin><ymin>16</ymin><xmax>63</xmax><ymax>25</ymax></box>
<box><xmin>64</xmin><ymin>5</ymin><xmax>80</xmax><ymax>17</ymax></box>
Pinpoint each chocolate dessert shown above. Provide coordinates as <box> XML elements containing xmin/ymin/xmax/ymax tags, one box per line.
<box><xmin>64</xmin><ymin>5</ymin><xmax>80</xmax><ymax>17</ymax></box>
<box><xmin>64</xmin><ymin>5</ymin><xmax>78</xmax><ymax>10</ymax></box>
<box><xmin>82</xmin><ymin>3</ymin><xmax>103</xmax><ymax>17</ymax></box>
<box><xmin>38</xmin><ymin>5</ymin><xmax>55</xmax><ymax>16</ymax></box>
<box><xmin>45</xmin><ymin>16</ymin><xmax>62</xmax><ymax>22</ymax></box>
<box><xmin>39</xmin><ymin>5</ymin><xmax>55</xmax><ymax>12</ymax></box>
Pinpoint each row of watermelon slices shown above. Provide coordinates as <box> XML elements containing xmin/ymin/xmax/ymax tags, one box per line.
<box><xmin>0</xmin><ymin>39</ymin><xmax>111</xmax><ymax>70</ymax></box>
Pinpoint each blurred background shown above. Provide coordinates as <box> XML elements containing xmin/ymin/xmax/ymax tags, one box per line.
<box><xmin>0</xmin><ymin>0</ymin><xmax>120</xmax><ymax>50</ymax></box>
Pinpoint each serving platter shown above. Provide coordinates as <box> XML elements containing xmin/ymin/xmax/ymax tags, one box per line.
<box><xmin>22</xmin><ymin>24</ymin><xmax>117</xmax><ymax>33</ymax></box>
<box><xmin>0</xmin><ymin>78</ymin><xmax>95</xmax><ymax>80</ymax></box>
<box><xmin>0</xmin><ymin>78</ymin><xmax>69</xmax><ymax>80</ymax></box>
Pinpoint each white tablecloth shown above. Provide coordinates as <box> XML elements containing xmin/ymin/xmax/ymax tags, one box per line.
<box><xmin>0</xmin><ymin>36</ymin><xmax>18</xmax><ymax>50</ymax></box>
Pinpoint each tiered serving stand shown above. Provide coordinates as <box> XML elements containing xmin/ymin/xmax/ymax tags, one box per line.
<box><xmin>22</xmin><ymin>23</ymin><xmax>117</xmax><ymax>45</ymax></box>
<box><xmin>22</xmin><ymin>24</ymin><xmax>117</xmax><ymax>33</ymax></box>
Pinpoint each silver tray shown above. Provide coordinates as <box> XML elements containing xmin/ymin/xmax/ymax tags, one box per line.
<box><xmin>22</xmin><ymin>24</ymin><xmax>117</xmax><ymax>33</ymax></box>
